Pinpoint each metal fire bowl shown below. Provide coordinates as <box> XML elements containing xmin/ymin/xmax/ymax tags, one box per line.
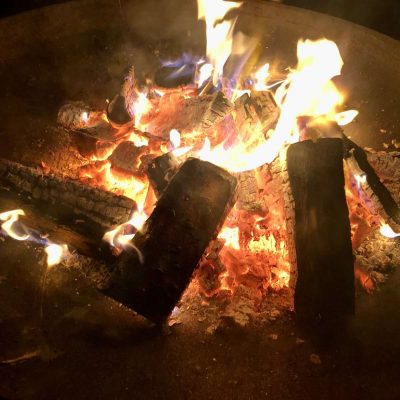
<box><xmin>0</xmin><ymin>0</ymin><xmax>399</xmax><ymax>164</ymax></box>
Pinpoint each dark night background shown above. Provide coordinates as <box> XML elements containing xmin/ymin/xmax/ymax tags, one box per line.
<box><xmin>0</xmin><ymin>0</ymin><xmax>400</xmax><ymax>40</ymax></box>
<box><xmin>0</xmin><ymin>0</ymin><xmax>400</xmax><ymax>39</ymax></box>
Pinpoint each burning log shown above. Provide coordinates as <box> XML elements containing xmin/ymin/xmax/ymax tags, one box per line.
<box><xmin>0</xmin><ymin>159</ymin><xmax>135</xmax><ymax>229</ymax></box>
<box><xmin>108</xmin><ymin>141</ymin><xmax>149</xmax><ymax>175</ymax></box>
<box><xmin>146</xmin><ymin>152</ymin><xmax>180</xmax><ymax>198</ymax></box>
<box><xmin>343</xmin><ymin>136</ymin><xmax>400</xmax><ymax>231</ymax></box>
<box><xmin>103</xmin><ymin>158</ymin><xmax>238</xmax><ymax>323</ymax></box>
<box><xmin>57</xmin><ymin>101</ymin><xmax>104</xmax><ymax>131</ymax></box>
<box><xmin>287</xmin><ymin>139</ymin><xmax>355</xmax><ymax>322</ymax></box>
<box><xmin>0</xmin><ymin>187</ymin><xmax>113</xmax><ymax>260</ymax></box>
<box><xmin>146</xmin><ymin>91</ymin><xmax>233</xmax><ymax>138</ymax></box>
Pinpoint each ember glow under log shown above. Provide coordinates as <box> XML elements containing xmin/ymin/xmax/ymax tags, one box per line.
<box><xmin>287</xmin><ymin>139</ymin><xmax>355</xmax><ymax>322</ymax></box>
<box><xmin>103</xmin><ymin>158</ymin><xmax>238</xmax><ymax>323</ymax></box>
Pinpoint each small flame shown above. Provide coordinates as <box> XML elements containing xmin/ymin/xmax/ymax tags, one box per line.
<box><xmin>335</xmin><ymin>110</ymin><xmax>359</xmax><ymax>126</ymax></box>
<box><xmin>169</xmin><ymin>129</ymin><xmax>181</xmax><ymax>149</ymax></box>
<box><xmin>254</xmin><ymin>63</ymin><xmax>270</xmax><ymax>91</ymax></box>
<box><xmin>0</xmin><ymin>209</ymin><xmax>29</xmax><ymax>241</ymax></box>
<box><xmin>103</xmin><ymin>209</ymin><xmax>148</xmax><ymax>254</ymax></box>
<box><xmin>197</xmin><ymin>63</ymin><xmax>213</xmax><ymax>87</ymax></box>
<box><xmin>380</xmin><ymin>223</ymin><xmax>400</xmax><ymax>239</ymax></box>
<box><xmin>218</xmin><ymin>226</ymin><xmax>240</xmax><ymax>250</ymax></box>
<box><xmin>197</xmin><ymin>0</ymin><xmax>242</xmax><ymax>85</ymax></box>
<box><xmin>81</xmin><ymin>111</ymin><xmax>89</xmax><ymax>123</ymax></box>
<box><xmin>45</xmin><ymin>244</ymin><xmax>69</xmax><ymax>268</ymax></box>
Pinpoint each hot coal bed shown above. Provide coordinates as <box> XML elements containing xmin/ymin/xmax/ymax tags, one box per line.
<box><xmin>1</xmin><ymin>1</ymin><xmax>400</xmax><ymax>399</ymax></box>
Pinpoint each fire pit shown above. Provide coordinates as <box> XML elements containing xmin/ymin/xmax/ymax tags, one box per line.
<box><xmin>1</xmin><ymin>1</ymin><xmax>400</xmax><ymax>399</ymax></box>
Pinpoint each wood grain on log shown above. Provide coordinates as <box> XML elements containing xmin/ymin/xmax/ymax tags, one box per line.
<box><xmin>287</xmin><ymin>139</ymin><xmax>354</xmax><ymax>322</ymax></box>
<box><xmin>146</xmin><ymin>91</ymin><xmax>233</xmax><ymax>139</ymax></box>
<box><xmin>0</xmin><ymin>159</ymin><xmax>135</xmax><ymax>229</ymax></box>
<box><xmin>103</xmin><ymin>158</ymin><xmax>238</xmax><ymax>323</ymax></box>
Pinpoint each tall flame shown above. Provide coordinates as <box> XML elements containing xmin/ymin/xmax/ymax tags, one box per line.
<box><xmin>197</xmin><ymin>0</ymin><xmax>242</xmax><ymax>85</ymax></box>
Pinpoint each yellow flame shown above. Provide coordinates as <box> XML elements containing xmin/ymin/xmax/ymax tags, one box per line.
<box><xmin>335</xmin><ymin>110</ymin><xmax>359</xmax><ymax>126</ymax></box>
<box><xmin>197</xmin><ymin>63</ymin><xmax>213</xmax><ymax>87</ymax></box>
<box><xmin>103</xmin><ymin>209</ymin><xmax>148</xmax><ymax>251</ymax></box>
<box><xmin>380</xmin><ymin>223</ymin><xmax>400</xmax><ymax>238</ymax></box>
<box><xmin>197</xmin><ymin>0</ymin><xmax>242</xmax><ymax>85</ymax></box>
<box><xmin>254</xmin><ymin>63</ymin><xmax>270</xmax><ymax>91</ymax></box>
<box><xmin>218</xmin><ymin>226</ymin><xmax>240</xmax><ymax>250</ymax></box>
<box><xmin>45</xmin><ymin>244</ymin><xmax>68</xmax><ymax>268</ymax></box>
<box><xmin>0</xmin><ymin>209</ymin><xmax>30</xmax><ymax>241</ymax></box>
<box><xmin>169</xmin><ymin>129</ymin><xmax>181</xmax><ymax>149</ymax></box>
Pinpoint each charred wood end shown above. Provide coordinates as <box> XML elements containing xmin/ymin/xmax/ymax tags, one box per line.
<box><xmin>103</xmin><ymin>158</ymin><xmax>238</xmax><ymax>323</ymax></box>
<box><xmin>146</xmin><ymin>152</ymin><xmax>180</xmax><ymax>197</ymax></box>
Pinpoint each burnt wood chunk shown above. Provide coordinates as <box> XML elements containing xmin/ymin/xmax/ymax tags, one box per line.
<box><xmin>106</xmin><ymin>94</ymin><xmax>133</xmax><ymax>129</ymax></box>
<box><xmin>0</xmin><ymin>159</ymin><xmax>135</xmax><ymax>229</ymax></box>
<box><xmin>342</xmin><ymin>135</ymin><xmax>400</xmax><ymax>230</ymax></box>
<box><xmin>287</xmin><ymin>139</ymin><xmax>354</xmax><ymax>322</ymax></box>
<box><xmin>103</xmin><ymin>158</ymin><xmax>238</xmax><ymax>323</ymax></box>
<box><xmin>146</xmin><ymin>152</ymin><xmax>180</xmax><ymax>197</ymax></box>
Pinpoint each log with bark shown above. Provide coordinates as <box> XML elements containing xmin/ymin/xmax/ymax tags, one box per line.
<box><xmin>102</xmin><ymin>158</ymin><xmax>238</xmax><ymax>323</ymax></box>
<box><xmin>287</xmin><ymin>138</ymin><xmax>355</xmax><ymax>323</ymax></box>
<box><xmin>0</xmin><ymin>159</ymin><xmax>135</xmax><ymax>229</ymax></box>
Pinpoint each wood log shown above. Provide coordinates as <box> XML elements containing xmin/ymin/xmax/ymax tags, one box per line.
<box><xmin>57</xmin><ymin>101</ymin><xmax>104</xmax><ymax>131</ymax></box>
<box><xmin>342</xmin><ymin>135</ymin><xmax>400</xmax><ymax>231</ymax></box>
<box><xmin>106</xmin><ymin>94</ymin><xmax>133</xmax><ymax>129</ymax></box>
<box><xmin>145</xmin><ymin>91</ymin><xmax>233</xmax><ymax>139</ymax></box>
<box><xmin>287</xmin><ymin>139</ymin><xmax>355</xmax><ymax>322</ymax></box>
<box><xmin>102</xmin><ymin>158</ymin><xmax>238</xmax><ymax>323</ymax></box>
<box><xmin>0</xmin><ymin>187</ymin><xmax>115</xmax><ymax>261</ymax></box>
<box><xmin>108</xmin><ymin>141</ymin><xmax>150</xmax><ymax>175</ymax></box>
<box><xmin>0</xmin><ymin>159</ymin><xmax>135</xmax><ymax>229</ymax></box>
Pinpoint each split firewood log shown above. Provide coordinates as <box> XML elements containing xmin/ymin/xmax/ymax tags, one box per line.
<box><xmin>101</xmin><ymin>158</ymin><xmax>238</xmax><ymax>323</ymax></box>
<box><xmin>0</xmin><ymin>159</ymin><xmax>135</xmax><ymax>229</ymax></box>
<box><xmin>287</xmin><ymin>138</ymin><xmax>355</xmax><ymax>322</ymax></box>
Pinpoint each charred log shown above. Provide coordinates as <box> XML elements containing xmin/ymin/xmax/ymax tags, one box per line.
<box><xmin>0</xmin><ymin>187</ymin><xmax>115</xmax><ymax>261</ymax></box>
<box><xmin>103</xmin><ymin>158</ymin><xmax>238</xmax><ymax>323</ymax></box>
<box><xmin>287</xmin><ymin>139</ymin><xmax>355</xmax><ymax>322</ymax></box>
<box><xmin>108</xmin><ymin>141</ymin><xmax>149</xmax><ymax>175</ymax></box>
<box><xmin>0</xmin><ymin>159</ymin><xmax>135</xmax><ymax>229</ymax></box>
<box><xmin>343</xmin><ymin>135</ymin><xmax>400</xmax><ymax>231</ymax></box>
<box><xmin>106</xmin><ymin>94</ymin><xmax>133</xmax><ymax>129</ymax></box>
<box><xmin>146</xmin><ymin>152</ymin><xmax>180</xmax><ymax>198</ymax></box>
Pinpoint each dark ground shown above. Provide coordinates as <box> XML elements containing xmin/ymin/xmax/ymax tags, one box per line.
<box><xmin>0</xmin><ymin>0</ymin><xmax>400</xmax><ymax>399</ymax></box>
<box><xmin>1</xmin><ymin>237</ymin><xmax>400</xmax><ymax>400</ymax></box>
<box><xmin>1</xmin><ymin>0</ymin><xmax>400</xmax><ymax>39</ymax></box>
